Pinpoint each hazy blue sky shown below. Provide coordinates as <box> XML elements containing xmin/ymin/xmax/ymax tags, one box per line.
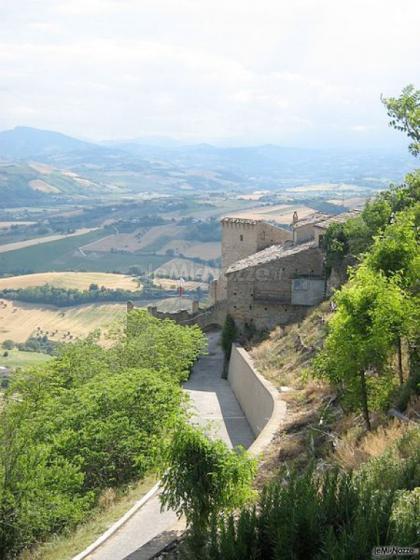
<box><xmin>0</xmin><ymin>0</ymin><xmax>419</xmax><ymax>149</ymax></box>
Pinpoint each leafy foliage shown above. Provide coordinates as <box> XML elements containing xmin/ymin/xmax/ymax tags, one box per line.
<box><xmin>160</xmin><ymin>424</ymin><xmax>256</xmax><ymax>529</ymax></box>
<box><xmin>382</xmin><ymin>84</ymin><xmax>420</xmax><ymax>157</ymax></box>
<box><xmin>183</xmin><ymin>428</ymin><xmax>420</xmax><ymax>559</ymax></box>
<box><xmin>0</xmin><ymin>311</ymin><xmax>205</xmax><ymax>558</ymax></box>
<box><xmin>0</xmin><ymin>284</ymin><xmax>143</xmax><ymax>307</ymax></box>
<box><xmin>221</xmin><ymin>314</ymin><xmax>237</xmax><ymax>361</ymax></box>
<box><xmin>324</xmin><ymin>167</ymin><xmax>420</xmax><ymax>271</ymax></box>
<box><xmin>313</xmin><ymin>265</ymin><xmax>408</xmax><ymax>429</ymax></box>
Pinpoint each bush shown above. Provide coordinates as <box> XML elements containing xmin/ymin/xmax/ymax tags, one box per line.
<box><xmin>184</xmin><ymin>427</ymin><xmax>420</xmax><ymax>559</ymax></box>
<box><xmin>0</xmin><ymin>312</ymin><xmax>206</xmax><ymax>558</ymax></box>
<box><xmin>160</xmin><ymin>424</ymin><xmax>256</xmax><ymax>529</ymax></box>
<box><xmin>221</xmin><ymin>314</ymin><xmax>237</xmax><ymax>361</ymax></box>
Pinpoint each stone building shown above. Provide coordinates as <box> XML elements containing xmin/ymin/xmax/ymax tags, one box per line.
<box><xmin>224</xmin><ymin>241</ymin><xmax>325</xmax><ymax>330</ymax></box>
<box><xmin>210</xmin><ymin>217</ymin><xmax>292</xmax><ymax>302</ymax></box>
<box><xmin>210</xmin><ymin>209</ymin><xmax>359</xmax><ymax>331</ymax></box>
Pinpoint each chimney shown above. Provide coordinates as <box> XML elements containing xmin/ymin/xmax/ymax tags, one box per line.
<box><xmin>292</xmin><ymin>211</ymin><xmax>299</xmax><ymax>225</ymax></box>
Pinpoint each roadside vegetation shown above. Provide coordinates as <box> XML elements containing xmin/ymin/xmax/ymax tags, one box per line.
<box><xmin>163</xmin><ymin>86</ymin><xmax>420</xmax><ymax>559</ymax></box>
<box><xmin>0</xmin><ymin>310</ymin><xmax>206</xmax><ymax>559</ymax></box>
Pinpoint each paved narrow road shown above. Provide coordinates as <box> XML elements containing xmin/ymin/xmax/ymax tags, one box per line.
<box><xmin>88</xmin><ymin>331</ymin><xmax>254</xmax><ymax>560</ymax></box>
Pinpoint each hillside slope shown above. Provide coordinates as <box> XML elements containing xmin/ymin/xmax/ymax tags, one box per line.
<box><xmin>249</xmin><ymin>302</ymin><xmax>419</xmax><ymax>484</ymax></box>
<box><xmin>0</xmin><ymin>161</ymin><xmax>118</xmax><ymax>206</ymax></box>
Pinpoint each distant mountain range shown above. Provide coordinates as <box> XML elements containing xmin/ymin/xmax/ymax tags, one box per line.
<box><xmin>0</xmin><ymin>126</ymin><xmax>417</xmax><ymax>207</ymax></box>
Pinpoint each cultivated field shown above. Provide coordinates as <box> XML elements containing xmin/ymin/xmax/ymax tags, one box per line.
<box><xmin>0</xmin><ymin>272</ymin><xmax>141</xmax><ymax>291</ymax></box>
<box><xmin>0</xmin><ymin>300</ymin><xmax>126</xmax><ymax>344</ymax></box>
<box><xmin>0</xmin><ymin>230</ymin><xmax>169</xmax><ymax>274</ymax></box>
<box><xmin>82</xmin><ymin>224</ymin><xmax>186</xmax><ymax>254</ymax></box>
<box><xmin>0</xmin><ymin>349</ymin><xmax>52</xmax><ymax>370</ymax></box>
<box><xmin>0</xmin><ymin>227</ymin><xmax>98</xmax><ymax>254</ymax></box>
<box><xmin>153</xmin><ymin>277</ymin><xmax>208</xmax><ymax>291</ymax></box>
<box><xmin>158</xmin><ymin>240</ymin><xmax>220</xmax><ymax>260</ymax></box>
<box><xmin>0</xmin><ymin>221</ymin><xmax>36</xmax><ymax>229</ymax></box>
<box><xmin>328</xmin><ymin>197</ymin><xmax>368</xmax><ymax>209</ymax></box>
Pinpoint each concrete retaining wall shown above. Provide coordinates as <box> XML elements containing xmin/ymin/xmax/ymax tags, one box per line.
<box><xmin>228</xmin><ymin>344</ymin><xmax>285</xmax><ymax>456</ymax></box>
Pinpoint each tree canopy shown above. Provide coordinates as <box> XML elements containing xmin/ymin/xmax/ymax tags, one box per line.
<box><xmin>382</xmin><ymin>84</ymin><xmax>420</xmax><ymax>156</ymax></box>
<box><xmin>0</xmin><ymin>310</ymin><xmax>206</xmax><ymax>558</ymax></box>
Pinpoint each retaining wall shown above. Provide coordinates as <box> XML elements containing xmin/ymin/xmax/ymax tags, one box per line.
<box><xmin>228</xmin><ymin>344</ymin><xmax>285</xmax><ymax>455</ymax></box>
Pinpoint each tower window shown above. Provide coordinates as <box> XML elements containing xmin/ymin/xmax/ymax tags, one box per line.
<box><xmin>240</xmin><ymin>234</ymin><xmax>244</xmax><ymax>241</ymax></box>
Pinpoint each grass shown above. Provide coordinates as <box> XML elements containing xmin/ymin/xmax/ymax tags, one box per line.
<box><xmin>0</xmin><ymin>349</ymin><xmax>52</xmax><ymax>369</ymax></box>
<box><xmin>20</xmin><ymin>475</ymin><xmax>158</xmax><ymax>560</ymax></box>
<box><xmin>249</xmin><ymin>301</ymin><xmax>419</xmax><ymax>487</ymax></box>
<box><xmin>0</xmin><ymin>228</ymin><xmax>99</xmax><ymax>254</ymax></box>
<box><xmin>250</xmin><ymin>301</ymin><xmax>330</xmax><ymax>387</ymax></box>
<box><xmin>0</xmin><ymin>272</ymin><xmax>141</xmax><ymax>291</ymax></box>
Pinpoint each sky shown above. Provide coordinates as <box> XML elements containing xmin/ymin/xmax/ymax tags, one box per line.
<box><xmin>0</xmin><ymin>0</ymin><xmax>419</xmax><ymax>150</ymax></box>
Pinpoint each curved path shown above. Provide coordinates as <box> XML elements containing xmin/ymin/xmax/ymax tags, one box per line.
<box><xmin>87</xmin><ymin>331</ymin><xmax>254</xmax><ymax>560</ymax></box>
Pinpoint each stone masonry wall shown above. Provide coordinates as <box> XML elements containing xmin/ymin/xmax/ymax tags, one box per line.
<box><xmin>226</xmin><ymin>246</ymin><xmax>324</xmax><ymax>329</ymax></box>
<box><xmin>216</xmin><ymin>220</ymin><xmax>292</xmax><ymax>303</ymax></box>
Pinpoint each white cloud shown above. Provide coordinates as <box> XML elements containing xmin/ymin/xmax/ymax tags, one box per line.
<box><xmin>0</xmin><ymin>0</ymin><xmax>419</xmax><ymax>148</ymax></box>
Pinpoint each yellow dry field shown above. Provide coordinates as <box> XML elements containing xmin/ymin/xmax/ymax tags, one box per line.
<box><xmin>0</xmin><ymin>272</ymin><xmax>141</xmax><ymax>291</ymax></box>
<box><xmin>0</xmin><ymin>228</ymin><xmax>98</xmax><ymax>254</ymax></box>
<box><xmin>158</xmin><ymin>240</ymin><xmax>220</xmax><ymax>259</ymax></box>
<box><xmin>0</xmin><ymin>300</ymin><xmax>126</xmax><ymax>344</ymax></box>
<box><xmin>328</xmin><ymin>197</ymin><xmax>368</xmax><ymax>209</ymax></box>
<box><xmin>153</xmin><ymin>277</ymin><xmax>208</xmax><ymax>291</ymax></box>
<box><xmin>154</xmin><ymin>258</ymin><xmax>219</xmax><ymax>282</ymax></box>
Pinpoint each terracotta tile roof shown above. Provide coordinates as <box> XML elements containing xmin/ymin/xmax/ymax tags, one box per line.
<box><xmin>226</xmin><ymin>241</ymin><xmax>318</xmax><ymax>274</ymax></box>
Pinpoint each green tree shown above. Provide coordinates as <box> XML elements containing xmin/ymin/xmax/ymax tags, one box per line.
<box><xmin>314</xmin><ymin>266</ymin><xmax>407</xmax><ymax>429</ymax></box>
<box><xmin>160</xmin><ymin>424</ymin><xmax>256</xmax><ymax>530</ymax></box>
<box><xmin>0</xmin><ymin>311</ymin><xmax>206</xmax><ymax>558</ymax></box>
<box><xmin>221</xmin><ymin>314</ymin><xmax>237</xmax><ymax>361</ymax></box>
<box><xmin>381</xmin><ymin>84</ymin><xmax>420</xmax><ymax>156</ymax></box>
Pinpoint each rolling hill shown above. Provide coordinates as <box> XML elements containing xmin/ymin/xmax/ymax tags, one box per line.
<box><xmin>0</xmin><ymin>127</ymin><xmax>417</xmax><ymax>205</ymax></box>
<box><xmin>0</xmin><ymin>161</ymin><xmax>120</xmax><ymax>207</ymax></box>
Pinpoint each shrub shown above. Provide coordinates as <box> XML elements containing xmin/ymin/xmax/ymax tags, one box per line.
<box><xmin>221</xmin><ymin>314</ymin><xmax>237</xmax><ymax>361</ymax></box>
<box><xmin>184</xmin><ymin>427</ymin><xmax>420</xmax><ymax>559</ymax></box>
<box><xmin>160</xmin><ymin>424</ymin><xmax>256</xmax><ymax>529</ymax></box>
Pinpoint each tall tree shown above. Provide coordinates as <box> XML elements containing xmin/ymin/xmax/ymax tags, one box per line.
<box><xmin>381</xmin><ymin>84</ymin><xmax>420</xmax><ymax>157</ymax></box>
<box><xmin>314</xmin><ymin>266</ymin><xmax>407</xmax><ymax>430</ymax></box>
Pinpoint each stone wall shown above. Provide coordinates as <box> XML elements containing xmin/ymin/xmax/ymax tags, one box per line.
<box><xmin>225</xmin><ymin>245</ymin><xmax>324</xmax><ymax>329</ymax></box>
<box><xmin>293</xmin><ymin>223</ymin><xmax>316</xmax><ymax>244</ymax></box>
<box><xmin>221</xmin><ymin>220</ymin><xmax>291</xmax><ymax>271</ymax></box>
<box><xmin>216</xmin><ymin>219</ymin><xmax>292</xmax><ymax>304</ymax></box>
<box><xmin>291</xmin><ymin>277</ymin><xmax>325</xmax><ymax>306</ymax></box>
<box><xmin>228</xmin><ymin>344</ymin><xmax>286</xmax><ymax>455</ymax></box>
<box><xmin>146</xmin><ymin>301</ymin><xmax>227</xmax><ymax>330</ymax></box>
